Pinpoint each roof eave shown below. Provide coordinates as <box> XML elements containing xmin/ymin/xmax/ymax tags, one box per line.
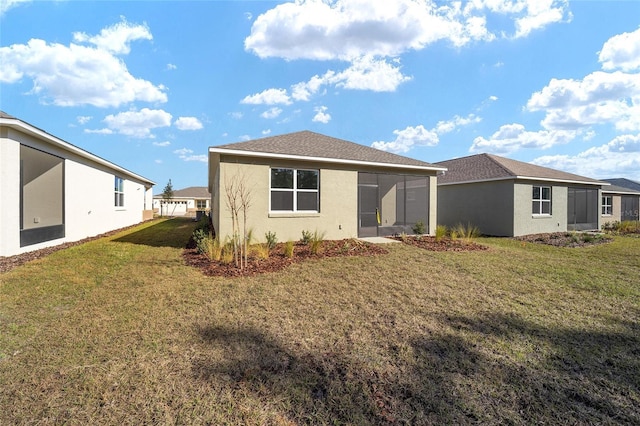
<box><xmin>209</xmin><ymin>147</ymin><xmax>447</xmax><ymax>173</ymax></box>
<box><xmin>1</xmin><ymin>117</ymin><xmax>156</xmax><ymax>186</ymax></box>
<box><xmin>438</xmin><ymin>175</ymin><xmax>608</xmax><ymax>186</ymax></box>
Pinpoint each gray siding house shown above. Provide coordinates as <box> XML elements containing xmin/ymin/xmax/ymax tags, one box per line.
<box><xmin>436</xmin><ymin>154</ymin><xmax>607</xmax><ymax>237</ymax></box>
<box><xmin>602</xmin><ymin>179</ymin><xmax>640</xmax><ymax>223</ymax></box>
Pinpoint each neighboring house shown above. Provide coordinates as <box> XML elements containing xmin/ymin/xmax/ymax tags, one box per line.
<box><xmin>601</xmin><ymin>179</ymin><xmax>640</xmax><ymax>223</ymax></box>
<box><xmin>208</xmin><ymin>131</ymin><xmax>446</xmax><ymax>242</ymax></box>
<box><xmin>0</xmin><ymin>111</ymin><xmax>155</xmax><ymax>257</ymax></box>
<box><xmin>153</xmin><ymin>186</ymin><xmax>211</xmax><ymax>217</ymax></box>
<box><xmin>436</xmin><ymin>153</ymin><xmax>607</xmax><ymax>237</ymax></box>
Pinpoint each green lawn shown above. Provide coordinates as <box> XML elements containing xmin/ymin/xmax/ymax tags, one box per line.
<box><xmin>1</xmin><ymin>218</ymin><xmax>639</xmax><ymax>424</ymax></box>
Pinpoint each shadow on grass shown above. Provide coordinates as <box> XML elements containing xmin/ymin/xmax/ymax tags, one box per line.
<box><xmin>113</xmin><ymin>217</ymin><xmax>197</xmax><ymax>249</ymax></box>
<box><xmin>191</xmin><ymin>311</ymin><xmax>640</xmax><ymax>424</ymax></box>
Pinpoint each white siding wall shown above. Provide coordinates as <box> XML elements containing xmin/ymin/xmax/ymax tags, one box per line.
<box><xmin>0</xmin><ymin>126</ymin><xmax>153</xmax><ymax>257</ymax></box>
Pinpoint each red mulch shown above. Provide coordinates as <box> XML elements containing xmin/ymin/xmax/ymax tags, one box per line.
<box><xmin>183</xmin><ymin>239</ymin><xmax>389</xmax><ymax>277</ymax></box>
<box><xmin>392</xmin><ymin>235</ymin><xmax>489</xmax><ymax>252</ymax></box>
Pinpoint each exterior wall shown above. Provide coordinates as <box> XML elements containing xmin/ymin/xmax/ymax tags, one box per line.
<box><xmin>0</xmin><ymin>132</ymin><xmax>21</xmax><ymax>256</ymax></box>
<box><xmin>1</xmin><ymin>126</ymin><xmax>153</xmax><ymax>257</ymax></box>
<box><xmin>437</xmin><ymin>180</ymin><xmax>515</xmax><ymax>236</ymax></box>
<box><xmin>601</xmin><ymin>194</ymin><xmax>621</xmax><ymax>225</ymax></box>
<box><xmin>214</xmin><ymin>156</ymin><xmax>358</xmax><ymax>243</ymax></box>
<box><xmin>513</xmin><ymin>182</ymin><xmax>568</xmax><ymax>236</ymax></box>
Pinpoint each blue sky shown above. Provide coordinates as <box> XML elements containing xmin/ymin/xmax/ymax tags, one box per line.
<box><xmin>2</xmin><ymin>0</ymin><xmax>640</xmax><ymax>190</ymax></box>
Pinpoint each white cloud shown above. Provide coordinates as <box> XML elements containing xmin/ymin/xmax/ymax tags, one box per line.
<box><xmin>94</xmin><ymin>108</ymin><xmax>172</xmax><ymax>138</ymax></box>
<box><xmin>599</xmin><ymin>26</ymin><xmax>640</xmax><ymax>72</ymax></box>
<box><xmin>241</xmin><ymin>88</ymin><xmax>291</xmax><ymax>105</ymax></box>
<box><xmin>260</xmin><ymin>107</ymin><xmax>282</xmax><ymax>119</ymax></box>
<box><xmin>166</xmin><ymin>63</ymin><xmax>177</xmax><ymax>70</ymax></box>
<box><xmin>526</xmin><ymin>71</ymin><xmax>640</xmax><ymax>131</ymax></box>
<box><xmin>73</xmin><ymin>17</ymin><xmax>152</xmax><ymax>55</ymax></box>
<box><xmin>229</xmin><ymin>112</ymin><xmax>243</xmax><ymax>120</ymax></box>
<box><xmin>329</xmin><ymin>56</ymin><xmax>411</xmax><ymax>92</ymax></box>
<box><xmin>245</xmin><ymin>0</ymin><xmax>568</xmax><ymax>61</ymax></box>
<box><xmin>373</xmin><ymin>114</ymin><xmax>480</xmax><ymax>153</ymax></box>
<box><xmin>0</xmin><ymin>20</ymin><xmax>167</xmax><ymax>107</ymax></box>
<box><xmin>77</xmin><ymin>115</ymin><xmax>92</xmax><ymax>125</ymax></box>
<box><xmin>0</xmin><ymin>0</ymin><xmax>30</xmax><ymax>16</ymax></box>
<box><xmin>470</xmin><ymin>123</ymin><xmax>577</xmax><ymax>154</ymax></box>
<box><xmin>173</xmin><ymin>148</ymin><xmax>207</xmax><ymax>163</ymax></box>
<box><xmin>153</xmin><ymin>141</ymin><xmax>171</xmax><ymax>147</ymax></box>
<box><xmin>312</xmin><ymin>106</ymin><xmax>331</xmax><ymax>124</ymax></box>
<box><xmin>372</xmin><ymin>125</ymin><xmax>439</xmax><ymax>153</ymax></box>
<box><xmin>511</xmin><ymin>0</ymin><xmax>571</xmax><ymax>39</ymax></box>
<box><xmin>531</xmin><ymin>133</ymin><xmax>640</xmax><ymax>180</ymax></box>
<box><xmin>174</xmin><ymin>116</ymin><xmax>203</xmax><ymax>130</ymax></box>
<box><xmin>262</xmin><ymin>129</ymin><xmax>271</xmax><ymax>135</ymax></box>
<box><xmin>435</xmin><ymin>114</ymin><xmax>481</xmax><ymax>134</ymax></box>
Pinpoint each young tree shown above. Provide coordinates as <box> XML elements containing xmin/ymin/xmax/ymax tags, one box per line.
<box><xmin>161</xmin><ymin>179</ymin><xmax>174</xmax><ymax>217</ymax></box>
<box><xmin>224</xmin><ymin>171</ymin><xmax>252</xmax><ymax>270</ymax></box>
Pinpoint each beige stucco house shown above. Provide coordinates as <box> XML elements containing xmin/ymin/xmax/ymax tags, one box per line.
<box><xmin>153</xmin><ymin>186</ymin><xmax>210</xmax><ymax>217</ymax></box>
<box><xmin>601</xmin><ymin>179</ymin><xmax>640</xmax><ymax>224</ymax></box>
<box><xmin>436</xmin><ymin>153</ymin><xmax>607</xmax><ymax>237</ymax></box>
<box><xmin>1</xmin><ymin>111</ymin><xmax>154</xmax><ymax>257</ymax></box>
<box><xmin>208</xmin><ymin>131</ymin><xmax>446</xmax><ymax>242</ymax></box>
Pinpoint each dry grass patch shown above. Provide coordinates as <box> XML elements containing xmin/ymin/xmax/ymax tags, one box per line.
<box><xmin>1</xmin><ymin>219</ymin><xmax>639</xmax><ymax>424</ymax></box>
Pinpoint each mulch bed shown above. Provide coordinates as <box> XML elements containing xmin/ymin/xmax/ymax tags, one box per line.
<box><xmin>183</xmin><ymin>239</ymin><xmax>389</xmax><ymax>277</ymax></box>
<box><xmin>514</xmin><ymin>232</ymin><xmax>612</xmax><ymax>248</ymax></box>
<box><xmin>184</xmin><ymin>235</ymin><xmax>490</xmax><ymax>277</ymax></box>
<box><xmin>392</xmin><ymin>235</ymin><xmax>489</xmax><ymax>252</ymax></box>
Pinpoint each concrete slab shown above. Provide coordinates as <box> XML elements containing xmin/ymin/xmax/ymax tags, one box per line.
<box><xmin>358</xmin><ymin>237</ymin><xmax>401</xmax><ymax>244</ymax></box>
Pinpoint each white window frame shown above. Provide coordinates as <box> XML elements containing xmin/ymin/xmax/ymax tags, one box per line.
<box><xmin>532</xmin><ymin>185</ymin><xmax>551</xmax><ymax>215</ymax></box>
<box><xmin>114</xmin><ymin>176</ymin><xmax>124</xmax><ymax>207</ymax></box>
<box><xmin>196</xmin><ymin>199</ymin><xmax>207</xmax><ymax>209</ymax></box>
<box><xmin>269</xmin><ymin>168</ymin><xmax>319</xmax><ymax>213</ymax></box>
<box><xmin>602</xmin><ymin>195</ymin><xmax>613</xmax><ymax>216</ymax></box>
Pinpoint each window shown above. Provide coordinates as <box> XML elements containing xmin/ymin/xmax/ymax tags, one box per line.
<box><xmin>114</xmin><ymin>176</ymin><xmax>124</xmax><ymax>207</ymax></box>
<box><xmin>602</xmin><ymin>195</ymin><xmax>612</xmax><ymax>215</ymax></box>
<box><xmin>196</xmin><ymin>200</ymin><xmax>207</xmax><ymax>209</ymax></box>
<box><xmin>532</xmin><ymin>186</ymin><xmax>551</xmax><ymax>215</ymax></box>
<box><xmin>270</xmin><ymin>168</ymin><xmax>319</xmax><ymax>212</ymax></box>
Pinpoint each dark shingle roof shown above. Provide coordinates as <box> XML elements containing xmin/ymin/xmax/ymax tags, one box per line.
<box><xmin>154</xmin><ymin>186</ymin><xmax>210</xmax><ymax>199</ymax></box>
<box><xmin>211</xmin><ymin>131</ymin><xmax>444</xmax><ymax>170</ymax></box>
<box><xmin>602</xmin><ymin>184</ymin><xmax>640</xmax><ymax>195</ymax></box>
<box><xmin>436</xmin><ymin>153</ymin><xmax>604</xmax><ymax>186</ymax></box>
<box><xmin>603</xmin><ymin>178</ymin><xmax>640</xmax><ymax>192</ymax></box>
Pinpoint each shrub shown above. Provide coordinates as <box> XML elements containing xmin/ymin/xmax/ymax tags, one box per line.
<box><xmin>265</xmin><ymin>231</ymin><xmax>278</xmax><ymax>250</ymax></box>
<box><xmin>283</xmin><ymin>241</ymin><xmax>295</xmax><ymax>258</ymax></box>
<box><xmin>435</xmin><ymin>225</ymin><xmax>447</xmax><ymax>242</ymax></box>
<box><xmin>301</xmin><ymin>230</ymin><xmax>313</xmax><ymax>244</ymax></box>
<box><xmin>412</xmin><ymin>220</ymin><xmax>426</xmax><ymax>235</ymax></box>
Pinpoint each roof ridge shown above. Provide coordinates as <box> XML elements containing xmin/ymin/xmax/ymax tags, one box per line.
<box><xmin>484</xmin><ymin>153</ymin><xmax>517</xmax><ymax>177</ymax></box>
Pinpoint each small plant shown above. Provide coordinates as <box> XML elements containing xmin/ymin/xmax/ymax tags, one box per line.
<box><xmin>340</xmin><ymin>240</ymin><xmax>351</xmax><ymax>254</ymax></box>
<box><xmin>451</xmin><ymin>223</ymin><xmax>479</xmax><ymax>244</ymax></box>
<box><xmin>435</xmin><ymin>224</ymin><xmax>447</xmax><ymax>242</ymax></box>
<box><xmin>221</xmin><ymin>240</ymin><xmax>235</xmax><ymax>264</ymax></box>
<box><xmin>283</xmin><ymin>240</ymin><xmax>295</xmax><ymax>258</ymax></box>
<box><xmin>309</xmin><ymin>230</ymin><xmax>325</xmax><ymax>255</ymax></box>
<box><xmin>399</xmin><ymin>232</ymin><xmax>408</xmax><ymax>242</ymax></box>
<box><xmin>412</xmin><ymin>220</ymin><xmax>426</xmax><ymax>235</ymax></box>
<box><xmin>301</xmin><ymin>230</ymin><xmax>313</xmax><ymax>244</ymax></box>
<box><xmin>251</xmin><ymin>243</ymin><xmax>270</xmax><ymax>259</ymax></box>
<box><xmin>265</xmin><ymin>231</ymin><xmax>278</xmax><ymax>250</ymax></box>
